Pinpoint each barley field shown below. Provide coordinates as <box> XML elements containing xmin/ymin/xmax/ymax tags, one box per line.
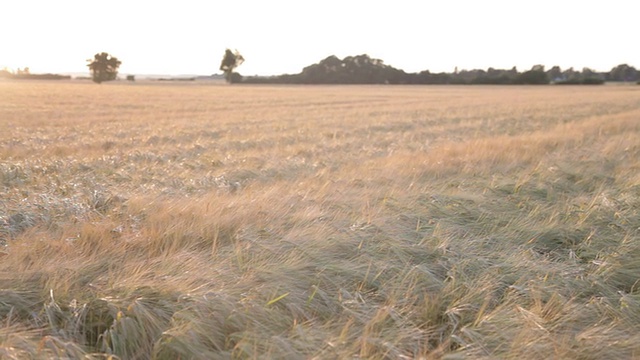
<box><xmin>1</xmin><ymin>81</ymin><xmax>639</xmax><ymax>359</ymax></box>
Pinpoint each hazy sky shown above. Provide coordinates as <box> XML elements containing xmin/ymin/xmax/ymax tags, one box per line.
<box><xmin>1</xmin><ymin>0</ymin><xmax>638</xmax><ymax>76</ymax></box>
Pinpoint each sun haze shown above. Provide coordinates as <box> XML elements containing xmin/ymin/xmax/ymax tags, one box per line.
<box><xmin>1</xmin><ymin>0</ymin><xmax>638</xmax><ymax>75</ymax></box>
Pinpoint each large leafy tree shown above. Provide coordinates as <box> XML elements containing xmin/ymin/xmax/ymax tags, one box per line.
<box><xmin>219</xmin><ymin>49</ymin><xmax>244</xmax><ymax>84</ymax></box>
<box><xmin>87</xmin><ymin>52</ymin><xmax>121</xmax><ymax>83</ymax></box>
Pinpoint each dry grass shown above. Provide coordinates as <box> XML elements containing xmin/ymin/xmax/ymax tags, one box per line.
<box><xmin>1</xmin><ymin>80</ymin><xmax>640</xmax><ymax>359</ymax></box>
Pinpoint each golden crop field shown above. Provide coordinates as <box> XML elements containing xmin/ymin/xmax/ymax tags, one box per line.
<box><xmin>1</xmin><ymin>81</ymin><xmax>640</xmax><ymax>359</ymax></box>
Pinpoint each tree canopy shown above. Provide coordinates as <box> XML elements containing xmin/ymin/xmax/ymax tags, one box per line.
<box><xmin>219</xmin><ymin>49</ymin><xmax>244</xmax><ymax>84</ymax></box>
<box><xmin>608</xmin><ymin>64</ymin><xmax>638</xmax><ymax>82</ymax></box>
<box><xmin>87</xmin><ymin>52</ymin><xmax>121</xmax><ymax>84</ymax></box>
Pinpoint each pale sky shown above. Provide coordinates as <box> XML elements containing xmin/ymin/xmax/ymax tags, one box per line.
<box><xmin>1</xmin><ymin>0</ymin><xmax>638</xmax><ymax>76</ymax></box>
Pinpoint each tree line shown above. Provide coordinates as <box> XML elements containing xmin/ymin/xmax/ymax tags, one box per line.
<box><xmin>0</xmin><ymin>67</ymin><xmax>71</xmax><ymax>80</ymax></box>
<box><xmin>2</xmin><ymin>51</ymin><xmax>638</xmax><ymax>85</ymax></box>
<box><xmin>82</xmin><ymin>50</ymin><xmax>244</xmax><ymax>84</ymax></box>
<box><xmin>242</xmin><ymin>55</ymin><xmax>639</xmax><ymax>85</ymax></box>
<box><xmin>1</xmin><ymin>50</ymin><xmax>244</xmax><ymax>84</ymax></box>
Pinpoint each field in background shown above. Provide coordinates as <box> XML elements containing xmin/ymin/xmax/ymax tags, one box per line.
<box><xmin>1</xmin><ymin>81</ymin><xmax>639</xmax><ymax>359</ymax></box>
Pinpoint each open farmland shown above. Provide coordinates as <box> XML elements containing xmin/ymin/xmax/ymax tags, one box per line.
<box><xmin>1</xmin><ymin>81</ymin><xmax>640</xmax><ymax>359</ymax></box>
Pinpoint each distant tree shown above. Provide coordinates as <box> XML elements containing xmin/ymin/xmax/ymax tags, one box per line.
<box><xmin>229</xmin><ymin>72</ymin><xmax>243</xmax><ymax>84</ymax></box>
<box><xmin>530</xmin><ymin>64</ymin><xmax>545</xmax><ymax>72</ymax></box>
<box><xmin>515</xmin><ymin>69</ymin><xmax>549</xmax><ymax>84</ymax></box>
<box><xmin>547</xmin><ymin>66</ymin><xmax>562</xmax><ymax>81</ymax></box>
<box><xmin>292</xmin><ymin>54</ymin><xmax>407</xmax><ymax>84</ymax></box>
<box><xmin>87</xmin><ymin>52</ymin><xmax>121</xmax><ymax>84</ymax></box>
<box><xmin>608</xmin><ymin>64</ymin><xmax>638</xmax><ymax>82</ymax></box>
<box><xmin>219</xmin><ymin>49</ymin><xmax>244</xmax><ymax>84</ymax></box>
<box><xmin>562</xmin><ymin>67</ymin><xmax>578</xmax><ymax>81</ymax></box>
<box><xmin>582</xmin><ymin>67</ymin><xmax>596</xmax><ymax>78</ymax></box>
